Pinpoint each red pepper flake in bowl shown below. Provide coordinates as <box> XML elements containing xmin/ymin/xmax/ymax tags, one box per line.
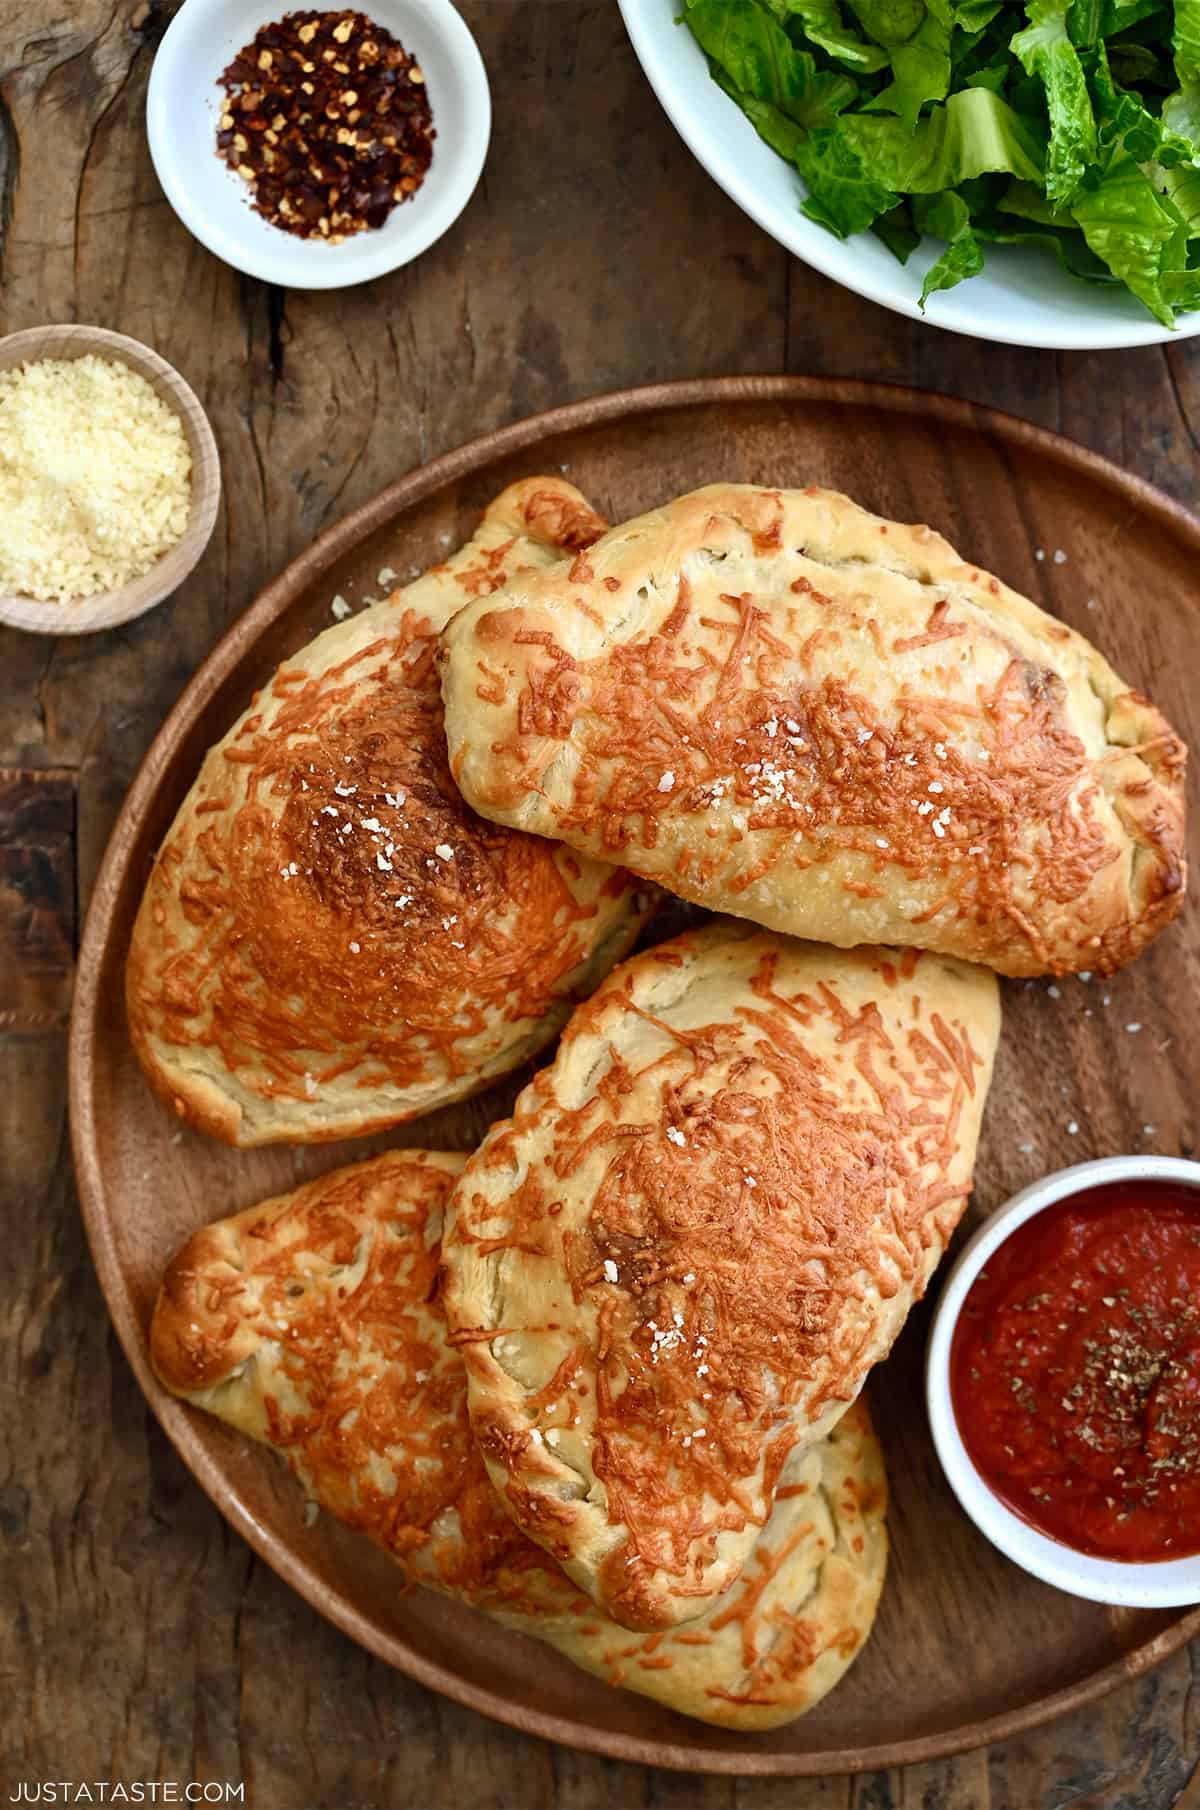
<box><xmin>216</xmin><ymin>10</ymin><xmax>435</xmax><ymax>243</ymax></box>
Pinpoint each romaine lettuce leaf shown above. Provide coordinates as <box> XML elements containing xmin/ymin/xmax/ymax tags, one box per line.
<box><xmin>845</xmin><ymin>0</ymin><xmax>927</xmax><ymax>45</ymax></box>
<box><xmin>792</xmin><ymin>86</ymin><xmax>1046</xmax><ymax>241</ymax></box>
<box><xmin>1162</xmin><ymin>79</ymin><xmax>1200</xmax><ymax>138</ymax></box>
<box><xmin>1072</xmin><ymin>150</ymin><xmax>1189</xmax><ymax>320</ymax></box>
<box><xmin>686</xmin><ymin>1</ymin><xmax>861</xmax><ymax>124</ymax></box>
<box><xmin>765</xmin><ymin>2</ymin><xmax>891</xmax><ymax>70</ymax></box>
<box><xmin>913</xmin><ymin>190</ymin><xmax>985</xmax><ymax>301</ymax></box>
<box><xmin>1011</xmin><ymin>2</ymin><xmax>1098</xmax><ymax>203</ymax></box>
<box><xmin>1160</xmin><ymin>264</ymin><xmax>1200</xmax><ymax>306</ymax></box>
<box><xmin>975</xmin><ymin>216</ymin><xmax>1122</xmax><ymax>279</ymax></box>
<box><xmin>872</xmin><ymin>199</ymin><xmax>923</xmax><ymax>256</ymax></box>
<box><xmin>999</xmin><ymin>177</ymin><xmax>1077</xmax><ymax>221</ymax></box>
<box><xmin>1173</xmin><ymin>0</ymin><xmax>1200</xmax><ymax>82</ymax></box>
<box><xmin>1090</xmin><ymin>43</ymin><xmax>1197</xmax><ymax>162</ymax></box>
<box><xmin>1158</xmin><ymin>156</ymin><xmax>1200</xmax><ymax>229</ymax></box>
<box><xmin>955</xmin><ymin>3</ymin><xmax>1005</xmax><ymax>34</ymax></box>
<box><xmin>1067</xmin><ymin>0</ymin><xmax>1169</xmax><ymax>46</ymax></box>
<box><xmin>868</xmin><ymin>0</ymin><xmax>956</xmax><ymax>129</ymax></box>
<box><xmin>837</xmin><ymin>86</ymin><xmax>1047</xmax><ymax>190</ymax></box>
<box><xmin>795</xmin><ymin>128</ymin><xmax>903</xmax><ymax>232</ymax></box>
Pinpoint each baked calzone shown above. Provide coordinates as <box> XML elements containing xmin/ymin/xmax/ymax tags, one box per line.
<box><xmin>126</xmin><ymin>479</ymin><xmax>653</xmax><ymax>1147</ymax></box>
<box><xmin>150</xmin><ymin>1149</ymin><xmax>888</xmax><ymax>1730</ymax></box>
<box><xmin>441</xmin><ymin>919</ymin><xmax>998</xmax><ymax>1631</ymax></box>
<box><xmin>439</xmin><ymin>483</ymin><xmax>1185</xmax><ymax>977</ymax></box>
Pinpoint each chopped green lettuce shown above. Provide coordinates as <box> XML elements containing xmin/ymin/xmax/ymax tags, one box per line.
<box><xmin>682</xmin><ymin>0</ymin><xmax>1200</xmax><ymax>323</ymax></box>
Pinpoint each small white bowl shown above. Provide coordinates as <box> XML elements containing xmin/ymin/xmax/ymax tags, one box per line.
<box><xmin>147</xmin><ymin>0</ymin><xmax>490</xmax><ymax>289</ymax></box>
<box><xmin>619</xmin><ymin>0</ymin><xmax>1200</xmax><ymax>351</ymax></box>
<box><xmin>927</xmin><ymin>1155</ymin><xmax>1200</xmax><ymax>1608</ymax></box>
<box><xmin>0</xmin><ymin>325</ymin><xmax>221</xmax><ymax>636</ymax></box>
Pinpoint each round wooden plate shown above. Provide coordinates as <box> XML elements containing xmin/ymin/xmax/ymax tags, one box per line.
<box><xmin>70</xmin><ymin>377</ymin><xmax>1200</xmax><ymax>1775</ymax></box>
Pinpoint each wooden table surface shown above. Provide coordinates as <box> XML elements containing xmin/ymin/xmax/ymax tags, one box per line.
<box><xmin>2</xmin><ymin>4</ymin><xmax>1199</xmax><ymax>1806</ymax></box>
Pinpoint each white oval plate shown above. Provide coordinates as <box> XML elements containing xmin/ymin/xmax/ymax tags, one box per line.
<box><xmin>618</xmin><ymin>0</ymin><xmax>1200</xmax><ymax>351</ymax></box>
<box><xmin>147</xmin><ymin>0</ymin><xmax>490</xmax><ymax>289</ymax></box>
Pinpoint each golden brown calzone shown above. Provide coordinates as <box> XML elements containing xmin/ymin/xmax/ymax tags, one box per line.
<box><xmin>442</xmin><ymin>919</ymin><xmax>998</xmax><ymax>1632</ymax></box>
<box><xmin>439</xmin><ymin>483</ymin><xmax>1185</xmax><ymax>977</ymax></box>
<box><xmin>126</xmin><ymin>479</ymin><xmax>653</xmax><ymax>1147</ymax></box>
<box><xmin>150</xmin><ymin>1149</ymin><xmax>888</xmax><ymax>1731</ymax></box>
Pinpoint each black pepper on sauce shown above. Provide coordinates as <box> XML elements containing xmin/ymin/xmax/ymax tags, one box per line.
<box><xmin>950</xmin><ymin>1179</ymin><xmax>1200</xmax><ymax>1562</ymax></box>
<box><xmin>216</xmin><ymin>10</ymin><xmax>435</xmax><ymax>242</ymax></box>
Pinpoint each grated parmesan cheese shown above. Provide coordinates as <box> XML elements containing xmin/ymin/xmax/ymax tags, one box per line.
<box><xmin>0</xmin><ymin>354</ymin><xmax>192</xmax><ymax>601</ymax></box>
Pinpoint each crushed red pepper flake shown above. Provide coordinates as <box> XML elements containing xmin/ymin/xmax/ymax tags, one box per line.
<box><xmin>216</xmin><ymin>10</ymin><xmax>435</xmax><ymax>242</ymax></box>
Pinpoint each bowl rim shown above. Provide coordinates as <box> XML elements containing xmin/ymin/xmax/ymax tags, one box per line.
<box><xmin>617</xmin><ymin>0</ymin><xmax>1200</xmax><ymax>352</ymax></box>
<box><xmin>926</xmin><ymin>1154</ymin><xmax>1200</xmax><ymax>1608</ymax></box>
<box><xmin>0</xmin><ymin>323</ymin><xmax>221</xmax><ymax>637</ymax></box>
<box><xmin>145</xmin><ymin>0</ymin><xmax>491</xmax><ymax>291</ymax></box>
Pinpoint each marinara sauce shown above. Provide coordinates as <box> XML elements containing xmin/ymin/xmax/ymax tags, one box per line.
<box><xmin>950</xmin><ymin>1180</ymin><xmax>1200</xmax><ymax>1561</ymax></box>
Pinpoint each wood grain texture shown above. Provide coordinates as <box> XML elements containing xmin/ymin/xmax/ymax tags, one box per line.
<box><xmin>0</xmin><ymin>766</ymin><xmax>74</xmax><ymax>1028</ymax></box>
<box><xmin>1</xmin><ymin>2</ymin><xmax>1199</xmax><ymax>1806</ymax></box>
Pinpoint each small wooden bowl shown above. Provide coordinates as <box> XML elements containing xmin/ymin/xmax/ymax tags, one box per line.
<box><xmin>0</xmin><ymin>324</ymin><xmax>221</xmax><ymax>635</ymax></box>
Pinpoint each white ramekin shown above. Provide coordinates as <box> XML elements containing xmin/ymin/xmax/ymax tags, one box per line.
<box><xmin>148</xmin><ymin>0</ymin><xmax>490</xmax><ymax>289</ymax></box>
<box><xmin>926</xmin><ymin>1155</ymin><xmax>1200</xmax><ymax>1608</ymax></box>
